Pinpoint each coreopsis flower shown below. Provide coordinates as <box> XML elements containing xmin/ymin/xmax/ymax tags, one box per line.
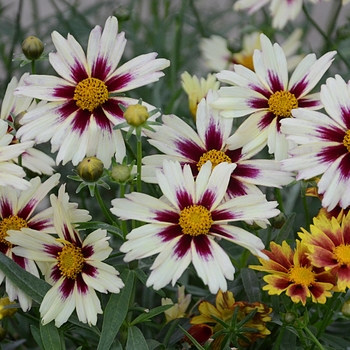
<box><xmin>1</xmin><ymin>73</ymin><xmax>55</xmax><ymax>175</ymax></box>
<box><xmin>181</xmin><ymin>72</ymin><xmax>219</xmax><ymax>118</ymax></box>
<box><xmin>15</xmin><ymin>16</ymin><xmax>170</xmax><ymax>167</ymax></box>
<box><xmin>190</xmin><ymin>290</ymin><xmax>272</xmax><ymax>348</ymax></box>
<box><xmin>8</xmin><ymin>185</ymin><xmax>124</xmax><ymax>327</ymax></box>
<box><xmin>161</xmin><ymin>285</ymin><xmax>191</xmax><ymax>323</ymax></box>
<box><xmin>233</xmin><ymin>0</ymin><xmax>338</xmax><ymax>29</ymax></box>
<box><xmin>0</xmin><ymin>174</ymin><xmax>60</xmax><ymax>311</ymax></box>
<box><xmin>298</xmin><ymin>212</ymin><xmax>350</xmax><ymax>291</ymax></box>
<box><xmin>143</xmin><ymin>90</ymin><xmax>293</xmax><ymax>202</ymax></box>
<box><xmin>112</xmin><ymin>160</ymin><xmax>279</xmax><ymax>293</ymax></box>
<box><xmin>250</xmin><ymin>240</ymin><xmax>336</xmax><ymax>305</ymax></box>
<box><xmin>200</xmin><ymin>30</ymin><xmax>303</xmax><ymax>72</ymax></box>
<box><xmin>0</xmin><ymin>297</ymin><xmax>17</xmax><ymax>320</ymax></box>
<box><xmin>281</xmin><ymin>75</ymin><xmax>350</xmax><ymax>210</ymax></box>
<box><xmin>213</xmin><ymin>34</ymin><xmax>336</xmax><ymax>160</ymax></box>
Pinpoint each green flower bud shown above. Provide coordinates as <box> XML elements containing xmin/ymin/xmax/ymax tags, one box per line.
<box><xmin>283</xmin><ymin>312</ymin><xmax>297</xmax><ymax>324</ymax></box>
<box><xmin>271</xmin><ymin>212</ymin><xmax>287</xmax><ymax>229</ymax></box>
<box><xmin>342</xmin><ymin>300</ymin><xmax>350</xmax><ymax>317</ymax></box>
<box><xmin>111</xmin><ymin>164</ymin><xmax>132</xmax><ymax>183</ymax></box>
<box><xmin>123</xmin><ymin>104</ymin><xmax>149</xmax><ymax>126</ymax></box>
<box><xmin>76</xmin><ymin>157</ymin><xmax>104</xmax><ymax>182</ymax></box>
<box><xmin>21</xmin><ymin>36</ymin><xmax>44</xmax><ymax>60</ymax></box>
<box><xmin>113</xmin><ymin>6</ymin><xmax>131</xmax><ymax>22</ymax></box>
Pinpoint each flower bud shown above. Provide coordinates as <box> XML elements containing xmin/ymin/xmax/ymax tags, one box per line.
<box><xmin>14</xmin><ymin>111</ymin><xmax>27</xmax><ymax>130</ymax></box>
<box><xmin>21</xmin><ymin>36</ymin><xmax>44</xmax><ymax>60</ymax></box>
<box><xmin>113</xmin><ymin>6</ymin><xmax>131</xmax><ymax>22</ymax></box>
<box><xmin>123</xmin><ymin>104</ymin><xmax>149</xmax><ymax>126</ymax></box>
<box><xmin>271</xmin><ymin>212</ymin><xmax>287</xmax><ymax>229</ymax></box>
<box><xmin>76</xmin><ymin>157</ymin><xmax>104</xmax><ymax>182</ymax></box>
<box><xmin>111</xmin><ymin>164</ymin><xmax>131</xmax><ymax>183</ymax></box>
<box><xmin>283</xmin><ymin>312</ymin><xmax>297</xmax><ymax>324</ymax></box>
<box><xmin>342</xmin><ymin>300</ymin><xmax>350</xmax><ymax>317</ymax></box>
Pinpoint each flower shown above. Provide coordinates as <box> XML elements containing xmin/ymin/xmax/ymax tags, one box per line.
<box><xmin>1</xmin><ymin>73</ymin><xmax>55</xmax><ymax>175</ymax></box>
<box><xmin>15</xmin><ymin>16</ymin><xmax>170</xmax><ymax>167</ymax></box>
<box><xmin>161</xmin><ymin>285</ymin><xmax>191</xmax><ymax>323</ymax></box>
<box><xmin>233</xmin><ymin>0</ymin><xmax>343</xmax><ymax>29</ymax></box>
<box><xmin>143</xmin><ymin>90</ymin><xmax>293</xmax><ymax>202</ymax></box>
<box><xmin>190</xmin><ymin>290</ymin><xmax>272</xmax><ymax>348</ymax></box>
<box><xmin>0</xmin><ymin>174</ymin><xmax>60</xmax><ymax>311</ymax></box>
<box><xmin>213</xmin><ymin>34</ymin><xmax>336</xmax><ymax>160</ymax></box>
<box><xmin>298</xmin><ymin>212</ymin><xmax>350</xmax><ymax>291</ymax></box>
<box><xmin>281</xmin><ymin>75</ymin><xmax>350</xmax><ymax>210</ymax></box>
<box><xmin>8</xmin><ymin>185</ymin><xmax>124</xmax><ymax>327</ymax></box>
<box><xmin>112</xmin><ymin>160</ymin><xmax>279</xmax><ymax>293</ymax></box>
<box><xmin>200</xmin><ymin>30</ymin><xmax>303</xmax><ymax>72</ymax></box>
<box><xmin>0</xmin><ymin>297</ymin><xmax>17</xmax><ymax>320</ymax></box>
<box><xmin>181</xmin><ymin>72</ymin><xmax>219</xmax><ymax>118</ymax></box>
<box><xmin>250</xmin><ymin>240</ymin><xmax>335</xmax><ymax>305</ymax></box>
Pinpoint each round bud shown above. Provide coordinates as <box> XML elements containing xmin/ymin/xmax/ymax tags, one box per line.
<box><xmin>113</xmin><ymin>6</ymin><xmax>131</xmax><ymax>22</ymax></box>
<box><xmin>283</xmin><ymin>312</ymin><xmax>297</xmax><ymax>324</ymax></box>
<box><xmin>123</xmin><ymin>104</ymin><xmax>149</xmax><ymax>127</ymax></box>
<box><xmin>342</xmin><ymin>300</ymin><xmax>350</xmax><ymax>317</ymax></box>
<box><xmin>111</xmin><ymin>164</ymin><xmax>131</xmax><ymax>183</ymax></box>
<box><xmin>271</xmin><ymin>212</ymin><xmax>287</xmax><ymax>229</ymax></box>
<box><xmin>21</xmin><ymin>36</ymin><xmax>44</xmax><ymax>60</ymax></box>
<box><xmin>14</xmin><ymin>111</ymin><xmax>26</xmax><ymax>130</ymax></box>
<box><xmin>76</xmin><ymin>157</ymin><xmax>104</xmax><ymax>182</ymax></box>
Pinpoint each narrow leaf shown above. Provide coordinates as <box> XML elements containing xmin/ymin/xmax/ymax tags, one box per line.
<box><xmin>0</xmin><ymin>252</ymin><xmax>50</xmax><ymax>303</ymax></box>
<box><xmin>31</xmin><ymin>325</ymin><xmax>44</xmax><ymax>349</ymax></box>
<box><xmin>125</xmin><ymin>326</ymin><xmax>149</xmax><ymax>350</ymax></box>
<box><xmin>130</xmin><ymin>304</ymin><xmax>173</xmax><ymax>326</ymax></box>
<box><xmin>97</xmin><ymin>269</ymin><xmax>135</xmax><ymax>350</ymax></box>
<box><xmin>40</xmin><ymin>321</ymin><xmax>62</xmax><ymax>350</ymax></box>
<box><xmin>274</xmin><ymin>213</ymin><xmax>296</xmax><ymax>244</ymax></box>
<box><xmin>241</xmin><ymin>268</ymin><xmax>262</xmax><ymax>302</ymax></box>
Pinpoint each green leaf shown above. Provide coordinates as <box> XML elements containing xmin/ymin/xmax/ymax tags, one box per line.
<box><xmin>178</xmin><ymin>325</ymin><xmax>205</xmax><ymax>350</ymax></box>
<box><xmin>31</xmin><ymin>325</ymin><xmax>44</xmax><ymax>349</ymax></box>
<box><xmin>76</xmin><ymin>221</ymin><xmax>124</xmax><ymax>240</ymax></box>
<box><xmin>130</xmin><ymin>304</ymin><xmax>173</xmax><ymax>326</ymax></box>
<box><xmin>133</xmin><ymin>267</ymin><xmax>166</xmax><ymax>297</ymax></box>
<box><xmin>40</xmin><ymin>321</ymin><xmax>62</xmax><ymax>350</ymax></box>
<box><xmin>97</xmin><ymin>269</ymin><xmax>135</xmax><ymax>350</ymax></box>
<box><xmin>0</xmin><ymin>252</ymin><xmax>50</xmax><ymax>303</ymax></box>
<box><xmin>241</xmin><ymin>268</ymin><xmax>262</xmax><ymax>302</ymax></box>
<box><xmin>274</xmin><ymin>213</ymin><xmax>296</xmax><ymax>244</ymax></box>
<box><xmin>125</xmin><ymin>326</ymin><xmax>149</xmax><ymax>350</ymax></box>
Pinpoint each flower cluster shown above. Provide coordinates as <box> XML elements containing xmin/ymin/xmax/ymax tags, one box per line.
<box><xmin>2</xmin><ymin>1</ymin><xmax>350</xmax><ymax>348</ymax></box>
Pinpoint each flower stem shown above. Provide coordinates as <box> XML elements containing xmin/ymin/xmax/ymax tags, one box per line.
<box><xmin>136</xmin><ymin>128</ymin><xmax>142</xmax><ymax>193</ymax></box>
<box><xmin>120</xmin><ymin>183</ymin><xmax>128</xmax><ymax>240</ymax></box>
<box><xmin>302</xmin><ymin>325</ymin><xmax>325</xmax><ymax>350</ymax></box>
<box><xmin>94</xmin><ymin>186</ymin><xmax>116</xmax><ymax>226</ymax></box>
<box><xmin>274</xmin><ymin>188</ymin><xmax>285</xmax><ymax>213</ymax></box>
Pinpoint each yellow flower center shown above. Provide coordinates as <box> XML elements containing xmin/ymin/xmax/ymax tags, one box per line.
<box><xmin>57</xmin><ymin>243</ymin><xmax>85</xmax><ymax>279</ymax></box>
<box><xmin>288</xmin><ymin>266</ymin><xmax>315</xmax><ymax>286</ymax></box>
<box><xmin>0</xmin><ymin>216</ymin><xmax>28</xmax><ymax>247</ymax></box>
<box><xmin>268</xmin><ymin>91</ymin><xmax>298</xmax><ymax>118</ymax></box>
<box><xmin>333</xmin><ymin>244</ymin><xmax>350</xmax><ymax>265</ymax></box>
<box><xmin>178</xmin><ymin>205</ymin><xmax>213</xmax><ymax>236</ymax></box>
<box><xmin>73</xmin><ymin>77</ymin><xmax>109</xmax><ymax>112</ymax></box>
<box><xmin>343</xmin><ymin>130</ymin><xmax>350</xmax><ymax>152</ymax></box>
<box><xmin>197</xmin><ymin>150</ymin><xmax>232</xmax><ymax>171</ymax></box>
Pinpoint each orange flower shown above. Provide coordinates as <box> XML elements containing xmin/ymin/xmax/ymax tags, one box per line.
<box><xmin>299</xmin><ymin>212</ymin><xmax>350</xmax><ymax>291</ymax></box>
<box><xmin>250</xmin><ymin>240</ymin><xmax>336</xmax><ymax>305</ymax></box>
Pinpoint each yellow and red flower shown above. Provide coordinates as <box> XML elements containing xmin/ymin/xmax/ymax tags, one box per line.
<box><xmin>250</xmin><ymin>240</ymin><xmax>336</xmax><ymax>305</ymax></box>
<box><xmin>299</xmin><ymin>212</ymin><xmax>350</xmax><ymax>291</ymax></box>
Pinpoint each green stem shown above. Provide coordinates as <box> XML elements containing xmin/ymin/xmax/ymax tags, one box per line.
<box><xmin>323</xmin><ymin>0</ymin><xmax>342</xmax><ymax>53</ymax></box>
<box><xmin>120</xmin><ymin>183</ymin><xmax>128</xmax><ymax>240</ymax></box>
<box><xmin>94</xmin><ymin>186</ymin><xmax>116</xmax><ymax>226</ymax></box>
<box><xmin>31</xmin><ymin>59</ymin><xmax>36</xmax><ymax>74</ymax></box>
<box><xmin>301</xmin><ymin>184</ymin><xmax>310</xmax><ymax>228</ymax></box>
<box><xmin>274</xmin><ymin>188</ymin><xmax>285</xmax><ymax>213</ymax></box>
<box><xmin>303</xmin><ymin>326</ymin><xmax>325</xmax><ymax>350</ymax></box>
<box><xmin>163</xmin><ymin>319</ymin><xmax>179</xmax><ymax>348</ymax></box>
<box><xmin>272</xmin><ymin>326</ymin><xmax>286</xmax><ymax>350</ymax></box>
<box><xmin>302</xmin><ymin>3</ymin><xmax>350</xmax><ymax>69</ymax></box>
<box><xmin>136</xmin><ymin>128</ymin><xmax>142</xmax><ymax>193</ymax></box>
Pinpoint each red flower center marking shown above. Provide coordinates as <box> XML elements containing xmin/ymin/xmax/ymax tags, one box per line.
<box><xmin>0</xmin><ymin>216</ymin><xmax>28</xmax><ymax>247</ymax></box>
<box><xmin>178</xmin><ymin>205</ymin><xmax>213</xmax><ymax>236</ymax></box>
<box><xmin>73</xmin><ymin>77</ymin><xmax>109</xmax><ymax>112</ymax></box>
<box><xmin>197</xmin><ymin>150</ymin><xmax>231</xmax><ymax>171</ymax></box>
<box><xmin>57</xmin><ymin>243</ymin><xmax>85</xmax><ymax>279</ymax></box>
<box><xmin>268</xmin><ymin>90</ymin><xmax>298</xmax><ymax>118</ymax></box>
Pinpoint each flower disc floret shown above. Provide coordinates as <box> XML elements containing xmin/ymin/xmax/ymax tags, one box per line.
<box><xmin>0</xmin><ymin>216</ymin><xmax>28</xmax><ymax>247</ymax></box>
<box><xmin>197</xmin><ymin>150</ymin><xmax>231</xmax><ymax>171</ymax></box>
<box><xmin>178</xmin><ymin>205</ymin><xmax>213</xmax><ymax>236</ymax></box>
<box><xmin>343</xmin><ymin>130</ymin><xmax>350</xmax><ymax>152</ymax></box>
<box><xmin>333</xmin><ymin>244</ymin><xmax>350</xmax><ymax>265</ymax></box>
<box><xmin>57</xmin><ymin>243</ymin><xmax>85</xmax><ymax>279</ymax></box>
<box><xmin>288</xmin><ymin>266</ymin><xmax>315</xmax><ymax>286</ymax></box>
<box><xmin>73</xmin><ymin>77</ymin><xmax>109</xmax><ymax>112</ymax></box>
<box><xmin>268</xmin><ymin>91</ymin><xmax>298</xmax><ymax>118</ymax></box>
